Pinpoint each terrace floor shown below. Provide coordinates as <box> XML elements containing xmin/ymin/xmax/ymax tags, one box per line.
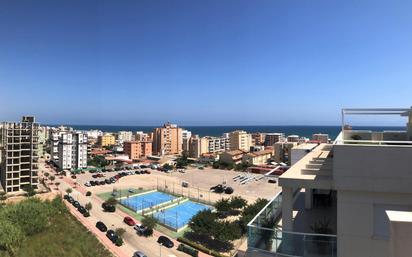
<box><xmin>277</xmin><ymin>190</ymin><xmax>337</xmax><ymax>234</ymax></box>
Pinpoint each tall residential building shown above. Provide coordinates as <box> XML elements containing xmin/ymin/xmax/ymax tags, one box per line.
<box><xmin>57</xmin><ymin>131</ymin><xmax>88</xmax><ymax>171</ymax></box>
<box><xmin>98</xmin><ymin>133</ymin><xmax>116</xmax><ymax>147</ymax></box>
<box><xmin>264</xmin><ymin>133</ymin><xmax>284</xmax><ymax>146</ymax></box>
<box><xmin>188</xmin><ymin>135</ymin><xmax>208</xmax><ymax>158</ymax></box>
<box><xmin>0</xmin><ymin>116</ymin><xmax>39</xmax><ymax>193</ymax></box>
<box><xmin>247</xmin><ymin>108</ymin><xmax>412</xmax><ymax>257</ymax></box>
<box><xmin>182</xmin><ymin>130</ymin><xmax>192</xmax><ymax>153</ymax></box>
<box><xmin>49</xmin><ymin>126</ymin><xmax>71</xmax><ymax>165</ymax></box>
<box><xmin>152</xmin><ymin>123</ymin><xmax>182</xmax><ymax>156</ymax></box>
<box><xmin>229</xmin><ymin>130</ymin><xmax>252</xmax><ymax>152</ymax></box>
<box><xmin>117</xmin><ymin>131</ymin><xmax>133</xmax><ymax>143</ymax></box>
<box><xmin>251</xmin><ymin>132</ymin><xmax>266</xmax><ymax>146</ymax></box>
<box><xmin>205</xmin><ymin>136</ymin><xmax>230</xmax><ymax>153</ymax></box>
<box><xmin>124</xmin><ymin>140</ymin><xmax>152</xmax><ymax>160</ymax></box>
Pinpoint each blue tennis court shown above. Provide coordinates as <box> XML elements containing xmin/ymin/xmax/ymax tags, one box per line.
<box><xmin>120</xmin><ymin>191</ymin><xmax>176</xmax><ymax>212</ymax></box>
<box><xmin>153</xmin><ymin>200</ymin><xmax>211</xmax><ymax>230</ymax></box>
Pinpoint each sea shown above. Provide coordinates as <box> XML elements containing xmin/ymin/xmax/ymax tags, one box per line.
<box><xmin>55</xmin><ymin>125</ymin><xmax>405</xmax><ymax>141</ymax></box>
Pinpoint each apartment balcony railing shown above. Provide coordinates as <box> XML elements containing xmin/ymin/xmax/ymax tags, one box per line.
<box><xmin>247</xmin><ymin>192</ymin><xmax>337</xmax><ymax>257</ymax></box>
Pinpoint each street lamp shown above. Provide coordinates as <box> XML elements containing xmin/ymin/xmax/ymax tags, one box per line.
<box><xmin>159</xmin><ymin>243</ymin><xmax>163</xmax><ymax>257</ymax></box>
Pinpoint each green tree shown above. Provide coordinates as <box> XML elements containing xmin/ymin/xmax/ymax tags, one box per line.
<box><xmin>212</xmin><ymin>161</ymin><xmax>220</xmax><ymax>169</ymax></box>
<box><xmin>22</xmin><ymin>185</ymin><xmax>36</xmax><ymax>197</ymax></box>
<box><xmin>115</xmin><ymin>228</ymin><xmax>126</xmax><ymax>238</ymax></box>
<box><xmin>142</xmin><ymin>216</ymin><xmax>157</xmax><ymax>230</ymax></box>
<box><xmin>238</xmin><ymin>198</ymin><xmax>269</xmax><ymax>234</ymax></box>
<box><xmin>215</xmin><ymin>198</ymin><xmax>231</xmax><ymax>213</ymax></box>
<box><xmin>43</xmin><ymin>172</ymin><xmax>50</xmax><ymax>179</ymax></box>
<box><xmin>229</xmin><ymin>196</ymin><xmax>247</xmax><ymax>210</ymax></box>
<box><xmin>213</xmin><ymin>221</ymin><xmax>242</xmax><ymax>241</ymax></box>
<box><xmin>105</xmin><ymin>197</ymin><xmax>118</xmax><ymax>206</ymax></box>
<box><xmin>65</xmin><ymin>188</ymin><xmax>73</xmax><ymax>195</ymax></box>
<box><xmin>49</xmin><ymin>175</ymin><xmax>56</xmax><ymax>184</ymax></box>
<box><xmin>188</xmin><ymin>210</ymin><xmax>217</xmax><ymax>236</ymax></box>
<box><xmin>163</xmin><ymin>163</ymin><xmax>174</xmax><ymax>171</ymax></box>
<box><xmin>0</xmin><ymin>220</ymin><xmax>25</xmax><ymax>256</ymax></box>
<box><xmin>176</xmin><ymin>151</ymin><xmax>189</xmax><ymax>168</ymax></box>
<box><xmin>85</xmin><ymin>202</ymin><xmax>93</xmax><ymax>212</ymax></box>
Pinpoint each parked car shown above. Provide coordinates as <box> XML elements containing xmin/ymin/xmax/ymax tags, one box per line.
<box><xmin>123</xmin><ymin>216</ymin><xmax>136</xmax><ymax>226</ymax></box>
<box><xmin>78</xmin><ymin>206</ymin><xmax>87</xmax><ymax>214</ymax></box>
<box><xmin>102</xmin><ymin>203</ymin><xmax>116</xmax><ymax>212</ymax></box>
<box><xmin>72</xmin><ymin>201</ymin><xmax>80</xmax><ymax>208</ymax></box>
<box><xmin>63</xmin><ymin>194</ymin><xmax>70</xmax><ymax>200</ymax></box>
<box><xmin>224</xmin><ymin>187</ymin><xmax>234</xmax><ymax>194</ymax></box>
<box><xmin>106</xmin><ymin>230</ymin><xmax>118</xmax><ymax>243</ymax></box>
<box><xmin>268</xmin><ymin>179</ymin><xmax>277</xmax><ymax>184</ymax></box>
<box><xmin>133</xmin><ymin>224</ymin><xmax>147</xmax><ymax>235</ymax></box>
<box><xmin>100</xmin><ymin>181</ymin><xmax>106</xmax><ymax>185</ymax></box>
<box><xmin>96</xmin><ymin>221</ymin><xmax>107</xmax><ymax>232</ymax></box>
<box><xmin>105</xmin><ymin>179</ymin><xmax>111</xmax><ymax>184</ymax></box>
<box><xmin>157</xmin><ymin>236</ymin><xmax>174</xmax><ymax>248</ymax></box>
<box><xmin>84</xmin><ymin>182</ymin><xmax>91</xmax><ymax>187</ymax></box>
<box><xmin>181</xmin><ymin>181</ymin><xmax>189</xmax><ymax>188</ymax></box>
<box><xmin>133</xmin><ymin>251</ymin><xmax>147</xmax><ymax>257</ymax></box>
<box><xmin>67</xmin><ymin>196</ymin><xmax>74</xmax><ymax>204</ymax></box>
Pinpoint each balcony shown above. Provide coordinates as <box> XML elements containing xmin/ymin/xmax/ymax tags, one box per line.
<box><xmin>247</xmin><ymin>191</ymin><xmax>337</xmax><ymax>257</ymax></box>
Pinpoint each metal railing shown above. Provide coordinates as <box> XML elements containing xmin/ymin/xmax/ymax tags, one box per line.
<box><xmin>247</xmin><ymin>192</ymin><xmax>337</xmax><ymax>257</ymax></box>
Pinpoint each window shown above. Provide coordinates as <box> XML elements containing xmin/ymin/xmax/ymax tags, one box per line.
<box><xmin>373</xmin><ymin>204</ymin><xmax>412</xmax><ymax>238</ymax></box>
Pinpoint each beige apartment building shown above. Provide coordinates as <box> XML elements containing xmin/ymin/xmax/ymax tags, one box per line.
<box><xmin>312</xmin><ymin>133</ymin><xmax>329</xmax><ymax>143</ymax></box>
<box><xmin>219</xmin><ymin>150</ymin><xmax>245</xmax><ymax>165</ymax></box>
<box><xmin>123</xmin><ymin>140</ymin><xmax>152</xmax><ymax>161</ymax></box>
<box><xmin>97</xmin><ymin>133</ymin><xmax>116</xmax><ymax>147</ymax></box>
<box><xmin>188</xmin><ymin>135</ymin><xmax>208</xmax><ymax>158</ymax></box>
<box><xmin>247</xmin><ymin>108</ymin><xmax>412</xmax><ymax>257</ymax></box>
<box><xmin>152</xmin><ymin>123</ymin><xmax>182</xmax><ymax>156</ymax></box>
<box><xmin>229</xmin><ymin>130</ymin><xmax>252</xmax><ymax>152</ymax></box>
<box><xmin>0</xmin><ymin>116</ymin><xmax>39</xmax><ymax>193</ymax></box>
<box><xmin>242</xmin><ymin>149</ymin><xmax>273</xmax><ymax>165</ymax></box>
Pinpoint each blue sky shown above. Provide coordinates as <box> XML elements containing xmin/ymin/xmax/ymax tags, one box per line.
<box><xmin>0</xmin><ymin>0</ymin><xmax>411</xmax><ymax>126</ymax></box>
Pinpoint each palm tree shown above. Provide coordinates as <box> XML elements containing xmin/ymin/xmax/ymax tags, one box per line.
<box><xmin>66</xmin><ymin>188</ymin><xmax>73</xmax><ymax>195</ymax></box>
<box><xmin>105</xmin><ymin>197</ymin><xmax>118</xmax><ymax>206</ymax></box>
<box><xmin>49</xmin><ymin>175</ymin><xmax>56</xmax><ymax>185</ymax></box>
<box><xmin>85</xmin><ymin>202</ymin><xmax>92</xmax><ymax>211</ymax></box>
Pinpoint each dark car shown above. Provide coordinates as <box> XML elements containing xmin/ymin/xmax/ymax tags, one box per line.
<box><xmin>96</xmin><ymin>221</ymin><xmax>107</xmax><ymax>232</ymax></box>
<box><xmin>102</xmin><ymin>202</ymin><xmax>116</xmax><ymax>212</ymax></box>
<box><xmin>135</xmin><ymin>170</ymin><xmax>141</xmax><ymax>175</ymax></box>
<box><xmin>106</xmin><ymin>230</ymin><xmax>118</xmax><ymax>243</ymax></box>
<box><xmin>63</xmin><ymin>194</ymin><xmax>70</xmax><ymax>200</ymax></box>
<box><xmin>92</xmin><ymin>174</ymin><xmax>98</xmax><ymax>178</ymax></box>
<box><xmin>224</xmin><ymin>187</ymin><xmax>234</xmax><ymax>194</ymax></box>
<box><xmin>90</xmin><ymin>180</ymin><xmax>96</xmax><ymax>186</ymax></box>
<box><xmin>105</xmin><ymin>179</ymin><xmax>111</xmax><ymax>184</ymax></box>
<box><xmin>72</xmin><ymin>201</ymin><xmax>81</xmax><ymax>208</ymax></box>
<box><xmin>268</xmin><ymin>179</ymin><xmax>277</xmax><ymax>184</ymax></box>
<box><xmin>157</xmin><ymin>236</ymin><xmax>174</xmax><ymax>248</ymax></box>
<box><xmin>211</xmin><ymin>184</ymin><xmax>225</xmax><ymax>193</ymax></box>
<box><xmin>78</xmin><ymin>206</ymin><xmax>87</xmax><ymax>214</ymax></box>
<box><xmin>100</xmin><ymin>181</ymin><xmax>106</xmax><ymax>185</ymax></box>
<box><xmin>67</xmin><ymin>196</ymin><xmax>74</xmax><ymax>204</ymax></box>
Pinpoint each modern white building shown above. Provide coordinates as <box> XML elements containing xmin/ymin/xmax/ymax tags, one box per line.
<box><xmin>182</xmin><ymin>129</ymin><xmax>192</xmax><ymax>152</ymax></box>
<box><xmin>117</xmin><ymin>131</ymin><xmax>133</xmax><ymax>143</ymax></box>
<box><xmin>247</xmin><ymin>108</ymin><xmax>412</xmax><ymax>257</ymax></box>
<box><xmin>57</xmin><ymin>131</ymin><xmax>88</xmax><ymax>171</ymax></box>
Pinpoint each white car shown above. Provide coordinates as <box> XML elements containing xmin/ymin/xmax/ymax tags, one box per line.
<box><xmin>84</xmin><ymin>182</ymin><xmax>91</xmax><ymax>187</ymax></box>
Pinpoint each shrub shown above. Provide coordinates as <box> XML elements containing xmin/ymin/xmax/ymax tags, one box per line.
<box><xmin>86</xmin><ymin>191</ymin><xmax>92</xmax><ymax>196</ymax></box>
<box><xmin>142</xmin><ymin>216</ymin><xmax>157</xmax><ymax>231</ymax></box>
<box><xmin>177</xmin><ymin>236</ymin><xmax>230</xmax><ymax>257</ymax></box>
<box><xmin>115</xmin><ymin>237</ymin><xmax>123</xmax><ymax>246</ymax></box>
<box><xmin>177</xmin><ymin>243</ymin><xmax>199</xmax><ymax>257</ymax></box>
<box><xmin>0</xmin><ymin>219</ymin><xmax>25</xmax><ymax>256</ymax></box>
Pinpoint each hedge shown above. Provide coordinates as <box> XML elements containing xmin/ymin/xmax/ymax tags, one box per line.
<box><xmin>177</xmin><ymin>237</ymin><xmax>229</xmax><ymax>257</ymax></box>
<box><xmin>177</xmin><ymin>243</ymin><xmax>198</xmax><ymax>257</ymax></box>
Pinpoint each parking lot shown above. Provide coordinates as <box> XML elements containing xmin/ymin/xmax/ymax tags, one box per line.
<box><xmin>73</xmin><ymin>167</ymin><xmax>281</xmax><ymax>204</ymax></box>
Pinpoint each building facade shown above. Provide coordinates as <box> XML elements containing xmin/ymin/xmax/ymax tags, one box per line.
<box><xmin>98</xmin><ymin>133</ymin><xmax>116</xmax><ymax>147</ymax></box>
<box><xmin>0</xmin><ymin>116</ymin><xmax>39</xmax><ymax>193</ymax></box>
<box><xmin>123</xmin><ymin>140</ymin><xmax>152</xmax><ymax>160</ymax></box>
<box><xmin>229</xmin><ymin>130</ymin><xmax>252</xmax><ymax>152</ymax></box>
<box><xmin>247</xmin><ymin>108</ymin><xmax>412</xmax><ymax>257</ymax></box>
<box><xmin>57</xmin><ymin>131</ymin><xmax>88</xmax><ymax>171</ymax></box>
<box><xmin>264</xmin><ymin>133</ymin><xmax>284</xmax><ymax>146</ymax></box>
<box><xmin>152</xmin><ymin>123</ymin><xmax>182</xmax><ymax>156</ymax></box>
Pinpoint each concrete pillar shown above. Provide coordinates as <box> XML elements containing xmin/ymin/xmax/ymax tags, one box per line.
<box><xmin>305</xmin><ymin>188</ymin><xmax>313</xmax><ymax>210</ymax></box>
<box><xmin>282</xmin><ymin>186</ymin><xmax>294</xmax><ymax>231</ymax></box>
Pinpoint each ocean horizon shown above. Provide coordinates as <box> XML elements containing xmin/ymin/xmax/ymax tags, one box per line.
<box><xmin>47</xmin><ymin>125</ymin><xmax>405</xmax><ymax>140</ymax></box>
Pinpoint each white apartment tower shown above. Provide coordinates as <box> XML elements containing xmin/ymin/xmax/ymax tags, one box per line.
<box><xmin>57</xmin><ymin>131</ymin><xmax>88</xmax><ymax>171</ymax></box>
